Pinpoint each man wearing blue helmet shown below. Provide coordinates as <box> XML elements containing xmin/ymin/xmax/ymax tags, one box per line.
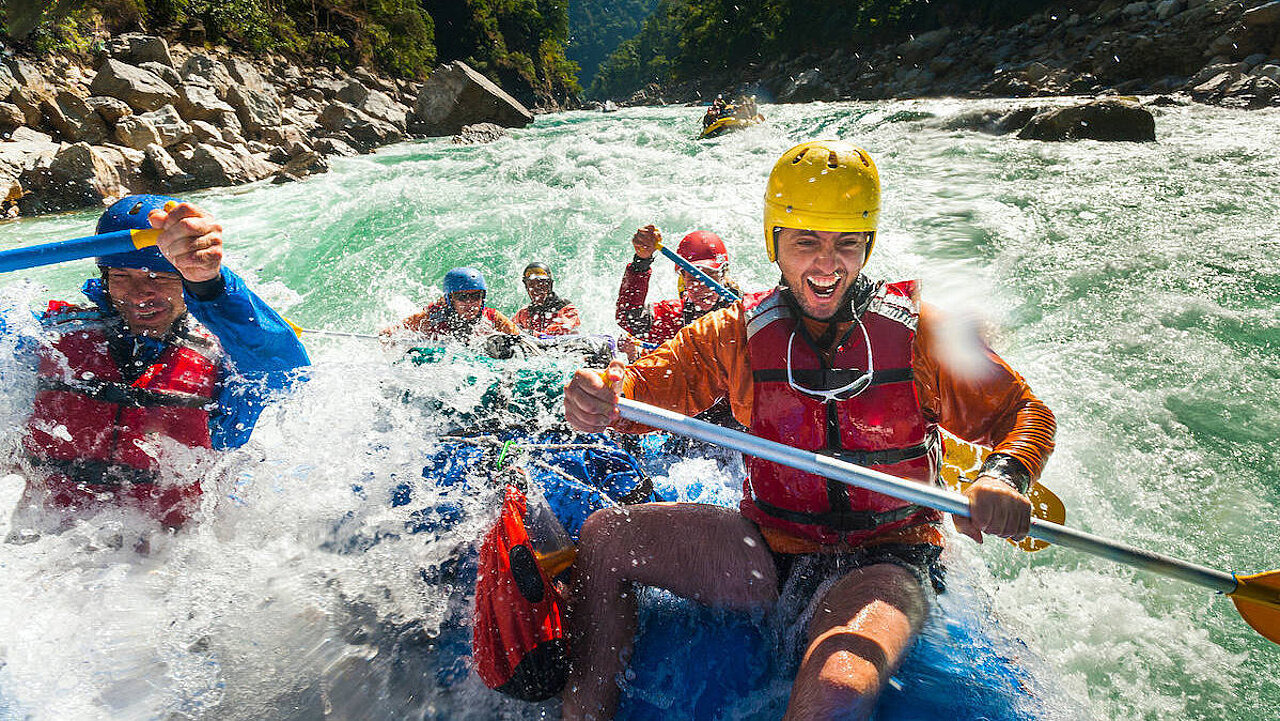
<box><xmin>386</xmin><ymin>266</ymin><xmax>518</xmax><ymax>341</ymax></box>
<box><xmin>9</xmin><ymin>195</ymin><xmax>310</xmax><ymax>535</ymax></box>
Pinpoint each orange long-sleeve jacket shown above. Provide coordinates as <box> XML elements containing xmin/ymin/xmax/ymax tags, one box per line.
<box><xmin>616</xmin><ymin>296</ymin><xmax>1055</xmax><ymax>484</ymax></box>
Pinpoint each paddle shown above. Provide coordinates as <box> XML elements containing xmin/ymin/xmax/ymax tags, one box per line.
<box><xmin>615</xmin><ymin>396</ymin><xmax>1280</xmax><ymax>646</ymax></box>
<box><xmin>0</xmin><ymin>228</ymin><xmax>161</xmax><ymax>274</ymax></box>
<box><xmin>655</xmin><ymin>243</ymin><xmax>740</xmax><ymax>302</ymax></box>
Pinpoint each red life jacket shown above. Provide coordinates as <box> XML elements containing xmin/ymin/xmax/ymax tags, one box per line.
<box><xmin>23</xmin><ymin>302</ymin><xmax>221</xmax><ymax>529</ymax></box>
<box><xmin>415</xmin><ymin>302</ymin><xmax>509</xmax><ymax>340</ymax></box>
<box><xmin>473</xmin><ymin>484</ymin><xmax>569</xmax><ymax>701</ymax></box>
<box><xmin>739</xmin><ymin>283</ymin><xmax>943</xmax><ymax>546</ymax></box>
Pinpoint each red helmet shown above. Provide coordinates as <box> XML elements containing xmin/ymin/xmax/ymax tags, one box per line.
<box><xmin>676</xmin><ymin>231</ymin><xmax>729</xmax><ymax>272</ymax></box>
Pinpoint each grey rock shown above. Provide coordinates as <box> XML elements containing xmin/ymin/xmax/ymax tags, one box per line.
<box><xmin>0</xmin><ymin>64</ymin><xmax>20</xmax><ymax>101</ymax></box>
<box><xmin>103</xmin><ymin>34</ymin><xmax>175</xmax><ymax>68</ymax></box>
<box><xmin>4</xmin><ymin>59</ymin><xmax>47</xmax><ymax>89</ymax></box>
<box><xmin>140</xmin><ymin>61</ymin><xmax>182</xmax><ymax>88</ymax></box>
<box><xmin>9</xmin><ymin>85</ymin><xmax>54</xmax><ymax>126</ymax></box>
<box><xmin>0</xmin><ymin>102</ymin><xmax>25</xmax><ymax>135</ymax></box>
<box><xmin>227</xmin><ymin>85</ymin><xmax>283</xmax><ymax>137</ymax></box>
<box><xmin>777</xmin><ymin>68</ymin><xmax>839</xmax><ymax>103</ymax></box>
<box><xmin>85</xmin><ymin>96</ymin><xmax>133</xmax><ymax>123</ymax></box>
<box><xmin>178</xmin><ymin>143</ymin><xmax>278</xmax><ymax>187</ymax></box>
<box><xmin>314</xmin><ymin>136</ymin><xmax>359</xmax><ymax>157</ymax></box>
<box><xmin>137</xmin><ymin>105</ymin><xmax>192</xmax><ymax>147</ymax></box>
<box><xmin>181</xmin><ymin>54</ymin><xmax>235</xmax><ymax>98</ymax></box>
<box><xmin>18</xmin><ymin>142</ymin><xmax>129</xmax><ymax>214</ymax></box>
<box><xmin>187</xmin><ymin>119</ymin><xmax>222</xmax><ymax>143</ymax></box>
<box><xmin>43</xmin><ymin>90</ymin><xmax>110</xmax><ymax>144</ymax></box>
<box><xmin>407</xmin><ymin>61</ymin><xmax>533</xmax><ymax>136</ymax></box>
<box><xmin>223</xmin><ymin>57</ymin><xmax>267</xmax><ymax>92</ymax></box>
<box><xmin>451</xmin><ymin>122</ymin><xmax>508</xmax><ymax>144</ymax></box>
<box><xmin>1219</xmin><ymin>74</ymin><xmax>1280</xmax><ymax>108</ymax></box>
<box><xmin>114</xmin><ymin>114</ymin><xmax>163</xmax><ymax>150</ymax></box>
<box><xmin>175</xmin><ymin>81</ymin><xmax>235</xmax><ymax>122</ymax></box>
<box><xmin>1243</xmin><ymin>1</ymin><xmax>1280</xmax><ymax>29</ymax></box>
<box><xmin>318</xmin><ymin>101</ymin><xmax>402</xmax><ymax>151</ymax></box>
<box><xmin>1018</xmin><ymin>99</ymin><xmax>1156</xmax><ymax>141</ymax></box>
<box><xmin>143</xmin><ymin>143</ymin><xmax>195</xmax><ymax>189</ymax></box>
<box><xmin>90</xmin><ymin>59</ymin><xmax>179</xmax><ymax>113</ymax></box>
<box><xmin>271</xmin><ymin>150</ymin><xmax>328</xmax><ymax>184</ymax></box>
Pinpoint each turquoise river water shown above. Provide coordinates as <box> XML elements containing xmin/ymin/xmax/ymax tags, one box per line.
<box><xmin>0</xmin><ymin>99</ymin><xmax>1277</xmax><ymax>720</ymax></box>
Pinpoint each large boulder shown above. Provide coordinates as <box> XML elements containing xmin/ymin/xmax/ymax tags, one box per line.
<box><xmin>41</xmin><ymin>90</ymin><xmax>111</xmax><ymax>144</ymax></box>
<box><xmin>451</xmin><ymin>122</ymin><xmax>508</xmax><ymax>145</ymax></box>
<box><xmin>0</xmin><ymin>101</ymin><xmax>26</xmax><ymax>136</ymax></box>
<box><xmin>178</xmin><ymin>143</ymin><xmax>278</xmax><ymax>187</ymax></box>
<box><xmin>226</xmin><ymin>85</ymin><xmax>283</xmax><ymax>138</ymax></box>
<box><xmin>103</xmin><ymin>34</ymin><xmax>175</xmax><ymax>68</ymax></box>
<box><xmin>181</xmin><ymin>53</ymin><xmax>235</xmax><ymax>98</ymax></box>
<box><xmin>18</xmin><ymin>142</ymin><xmax>129</xmax><ymax>214</ymax></box>
<box><xmin>337</xmin><ymin>80</ymin><xmax>408</xmax><ymax>130</ymax></box>
<box><xmin>407</xmin><ymin>61</ymin><xmax>533</xmax><ymax>136</ymax></box>
<box><xmin>777</xmin><ymin>68</ymin><xmax>840</xmax><ymax>103</ymax></box>
<box><xmin>174</xmin><ymin>81</ymin><xmax>236</xmax><ymax>122</ymax></box>
<box><xmin>223</xmin><ymin>57</ymin><xmax>267</xmax><ymax>92</ymax></box>
<box><xmin>318</xmin><ymin>101</ymin><xmax>402</xmax><ymax>151</ymax></box>
<box><xmin>1017</xmin><ymin>99</ymin><xmax>1156</xmax><ymax>141</ymax></box>
<box><xmin>137</xmin><ymin>105</ymin><xmax>192</xmax><ymax>147</ymax></box>
<box><xmin>85</xmin><ymin>95</ymin><xmax>133</xmax><ymax>124</ymax></box>
<box><xmin>0</xmin><ymin>64</ymin><xmax>20</xmax><ymax>100</ymax></box>
<box><xmin>143</xmin><ymin>143</ymin><xmax>195</xmax><ymax>190</ymax></box>
<box><xmin>90</xmin><ymin>59</ymin><xmax>179</xmax><ymax>113</ymax></box>
<box><xmin>114</xmin><ymin>113</ymin><xmax>163</xmax><ymax>150</ymax></box>
<box><xmin>271</xmin><ymin>150</ymin><xmax>329</xmax><ymax>184</ymax></box>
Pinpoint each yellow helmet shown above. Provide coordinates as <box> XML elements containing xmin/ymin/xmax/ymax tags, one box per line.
<box><xmin>762</xmin><ymin>140</ymin><xmax>881</xmax><ymax>262</ymax></box>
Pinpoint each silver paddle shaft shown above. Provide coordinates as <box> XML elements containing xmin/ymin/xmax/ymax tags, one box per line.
<box><xmin>617</xmin><ymin>398</ymin><xmax>1240</xmax><ymax>594</ymax></box>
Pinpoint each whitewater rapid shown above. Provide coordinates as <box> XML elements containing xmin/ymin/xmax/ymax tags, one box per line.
<box><xmin>1</xmin><ymin>98</ymin><xmax>1277</xmax><ymax>720</ymax></box>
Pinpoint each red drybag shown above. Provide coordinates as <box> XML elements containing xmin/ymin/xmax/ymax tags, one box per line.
<box><xmin>473</xmin><ymin>484</ymin><xmax>569</xmax><ymax>700</ymax></box>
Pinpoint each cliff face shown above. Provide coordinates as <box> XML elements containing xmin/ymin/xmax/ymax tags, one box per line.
<box><xmin>597</xmin><ymin>0</ymin><xmax>1280</xmax><ymax>110</ymax></box>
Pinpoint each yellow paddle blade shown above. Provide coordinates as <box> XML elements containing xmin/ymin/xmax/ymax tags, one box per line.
<box><xmin>941</xmin><ymin>434</ymin><xmax>1065</xmax><ymax>553</ymax></box>
<box><xmin>129</xmin><ymin>228</ymin><xmax>161</xmax><ymax>249</ymax></box>
<box><xmin>283</xmin><ymin>317</ymin><xmax>305</xmax><ymax>338</ymax></box>
<box><xmin>1230</xmin><ymin>570</ymin><xmax>1280</xmax><ymax>645</ymax></box>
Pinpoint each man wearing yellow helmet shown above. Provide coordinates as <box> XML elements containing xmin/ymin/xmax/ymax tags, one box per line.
<box><xmin>562</xmin><ymin>141</ymin><xmax>1056</xmax><ymax>720</ymax></box>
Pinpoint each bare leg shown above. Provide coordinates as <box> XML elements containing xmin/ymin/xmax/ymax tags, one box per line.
<box><xmin>783</xmin><ymin>563</ymin><xmax>929</xmax><ymax>721</ymax></box>
<box><xmin>563</xmin><ymin>502</ymin><xmax>777</xmax><ymax>721</ymax></box>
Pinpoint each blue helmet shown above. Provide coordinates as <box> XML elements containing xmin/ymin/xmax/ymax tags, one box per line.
<box><xmin>442</xmin><ymin>267</ymin><xmax>487</xmax><ymax>298</ymax></box>
<box><xmin>95</xmin><ymin>194</ymin><xmax>180</xmax><ymax>274</ymax></box>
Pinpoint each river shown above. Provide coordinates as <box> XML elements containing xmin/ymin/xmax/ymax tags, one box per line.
<box><xmin>0</xmin><ymin>99</ymin><xmax>1277</xmax><ymax>720</ymax></box>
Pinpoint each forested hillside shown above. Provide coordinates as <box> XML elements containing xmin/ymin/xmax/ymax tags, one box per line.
<box><xmin>567</xmin><ymin>0</ymin><xmax>659</xmax><ymax>88</ymax></box>
<box><xmin>590</xmin><ymin>0</ymin><xmax>1061</xmax><ymax>98</ymax></box>
<box><xmin>1</xmin><ymin>0</ymin><xmax>580</xmax><ymax>105</ymax></box>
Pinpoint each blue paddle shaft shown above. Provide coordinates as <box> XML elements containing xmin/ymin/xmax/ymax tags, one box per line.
<box><xmin>0</xmin><ymin>229</ymin><xmax>155</xmax><ymax>273</ymax></box>
<box><xmin>658</xmin><ymin>246</ymin><xmax>739</xmax><ymax>301</ymax></box>
<box><xmin>616</xmin><ymin>398</ymin><xmax>1240</xmax><ymax>595</ymax></box>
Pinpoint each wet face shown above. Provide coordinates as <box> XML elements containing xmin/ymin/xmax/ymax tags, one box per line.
<box><xmin>679</xmin><ymin>265</ymin><xmax>727</xmax><ymax>313</ymax></box>
<box><xmin>774</xmin><ymin>228</ymin><xmax>871</xmax><ymax>321</ymax></box>
<box><xmin>524</xmin><ymin>278</ymin><xmax>552</xmax><ymax>305</ymax></box>
<box><xmin>104</xmin><ymin>267</ymin><xmax>186</xmax><ymax>337</ymax></box>
<box><xmin>450</xmin><ymin>290</ymin><xmax>485</xmax><ymax>320</ymax></box>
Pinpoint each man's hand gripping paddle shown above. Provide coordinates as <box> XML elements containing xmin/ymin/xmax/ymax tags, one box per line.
<box><xmin>614</xmin><ymin>396</ymin><xmax>1280</xmax><ymax>646</ymax></box>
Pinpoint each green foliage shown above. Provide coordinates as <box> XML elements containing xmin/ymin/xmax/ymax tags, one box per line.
<box><xmin>590</xmin><ymin>0</ymin><xmax>1063</xmax><ymax>99</ymax></box>
<box><xmin>567</xmin><ymin>0</ymin><xmax>659</xmax><ymax>87</ymax></box>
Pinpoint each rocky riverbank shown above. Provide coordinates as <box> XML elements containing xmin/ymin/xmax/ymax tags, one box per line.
<box><xmin>620</xmin><ymin>0</ymin><xmax>1280</xmax><ymax>111</ymax></box>
<box><xmin>0</xmin><ymin>36</ymin><xmax>534</xmax><ymax>218</ymax></box>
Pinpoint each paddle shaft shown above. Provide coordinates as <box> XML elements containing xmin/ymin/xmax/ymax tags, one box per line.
<box><xmin>0</xmin><ymin>229</ymin><xmax>160</xmax><ymax>273</ymax></box>
<box><xmin>616</xmin><ymin>398</ymin><xmax>1241</xmax><ymax>595</ymax></box>
<box><xmin>300</xmin><ymin>328</ymin><xmax>381</xmax><ymax>340</ymax></box>
<box><xmin>658</xmin><ymin>246</ymin><xmax>740</xmax><ymax>302</ymax></box>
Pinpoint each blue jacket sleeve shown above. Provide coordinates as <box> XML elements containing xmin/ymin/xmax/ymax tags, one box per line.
<box><xmin>184</xmin><ymin>268</ymin><xmax>311</xmax><ymax>450</ymax></box>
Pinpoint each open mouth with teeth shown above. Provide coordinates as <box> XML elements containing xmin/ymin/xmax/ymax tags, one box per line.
<box><xmin>805</xmin><ymin>274</ymin><xmax>843</xmax><ymax>300</ymax></box>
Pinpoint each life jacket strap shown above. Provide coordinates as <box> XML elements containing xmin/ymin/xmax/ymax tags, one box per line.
<box><xmin>753</xmin><ymin>496</ymin><xmax>930</xmax><ymax>533</ymax></box>
<box><xmin>32</xmin><ymin>457</ymin><xmax>161</xmax><ymax>487</ymax></box>
<box><xmin>37</xmin><ymin>377</ymin><xmax>212</xmax><ymax>410</ymax></box>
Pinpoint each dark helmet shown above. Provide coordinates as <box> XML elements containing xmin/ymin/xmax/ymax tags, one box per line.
<box><xmin>95</xmin><ymin>194</ymin><xmax>180</xmax><ymax>273</ymax></box>
<box><xmin>442</xmin><ymin>267</ymin><xmax>487</xmax><ymax>297</ymax></box>
<box><xmin>522</xmin><ymin>262</ymin><xmax>553</xmax><ymax>284</ymax></box>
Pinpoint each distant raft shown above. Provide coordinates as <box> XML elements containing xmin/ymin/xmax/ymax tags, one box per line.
<box><xmin>699</xmin><ymin>114</ymin><xmax>764</xmax><ymax>139</ymax></box>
